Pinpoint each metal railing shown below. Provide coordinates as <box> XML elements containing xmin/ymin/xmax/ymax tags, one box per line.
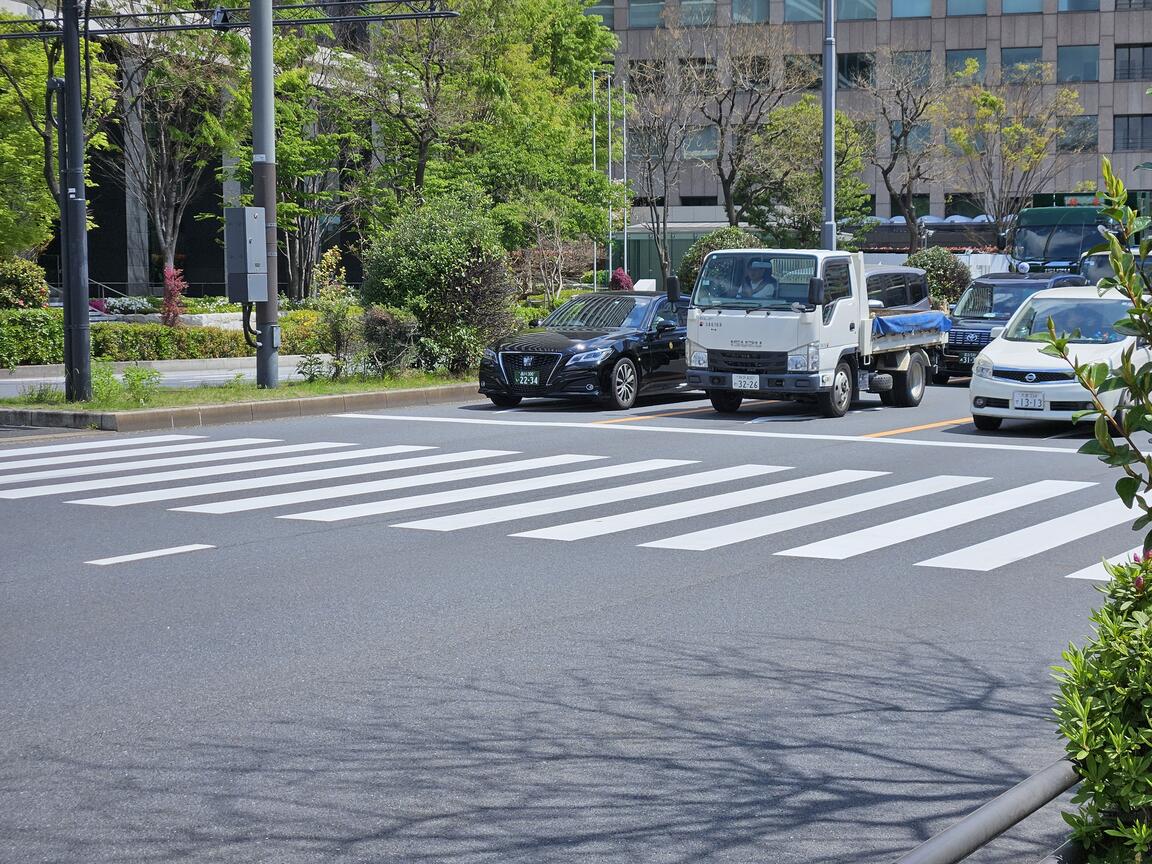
<box><xmin>893</xmin><ymin>759</ymin><xmax>1082</xmax><ymax>864</ymax></box>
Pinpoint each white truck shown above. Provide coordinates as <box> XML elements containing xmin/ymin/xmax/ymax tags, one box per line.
<box><xmin>684</xmin><ymin>249</ymin><xmax>950</xmax><ymax>417</ymax></box>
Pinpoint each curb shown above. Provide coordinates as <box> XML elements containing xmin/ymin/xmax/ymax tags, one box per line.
<box><xmin>1</xmin><ymin>355</ymin><xmax>319</xmax><ymax>379</ymax></box>
<box><xmin>0</xmin><ymin>383</ymin><xmax>482</xmax><ymax>431</ymax></box>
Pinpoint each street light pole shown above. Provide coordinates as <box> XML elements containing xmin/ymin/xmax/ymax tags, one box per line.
<box><xmin>61</xmin><ymin>0</ymin><xmax>91</xmax><ymax>401</ymax></box>
<box><xmin>820</xmin><ymin>0</ymin><xmax>837</xmax><ymax>251</ymax></box>
<box><xmin>251</xmin><ymin>0</ymin><xmax>279</xmax><ymax>387</ymax></box>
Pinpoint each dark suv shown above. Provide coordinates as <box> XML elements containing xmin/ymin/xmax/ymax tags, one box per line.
<box><xmin>936</xmin><ymin>272</ymin><xmax>1088</xmax><ymax>384</ymax></box>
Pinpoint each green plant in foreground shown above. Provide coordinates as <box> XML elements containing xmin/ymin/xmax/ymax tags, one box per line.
<box><xmin>121</xmin><ymin>366</ymin><xmax>162</xmax><ymax>406</ymax></box>
<box><xmin>90</xmin><ymin>361</ymin><xmax>121</xmax><ymax>404</ymax></box>
<box><xmin>1042</xmin><ymin>158</ymin><xmax>1152</xmax><ymax>863</ymax></box>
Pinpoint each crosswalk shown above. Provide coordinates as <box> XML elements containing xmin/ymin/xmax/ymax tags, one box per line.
<box><xmin>0</xmin><ymin>433</ymin><xmax>1139</xmax><ymax>577</ymax></box>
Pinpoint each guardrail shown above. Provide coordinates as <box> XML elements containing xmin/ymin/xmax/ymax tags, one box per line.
<box><xmin>893</xmin><ymin>759</ymin><xmax>1083</xmax><ymax>864</ymax></box>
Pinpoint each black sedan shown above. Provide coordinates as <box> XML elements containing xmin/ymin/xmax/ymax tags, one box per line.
<box><xmin>479</xmin><ymin>291</ymin><xmax>693</xmax><ymax>409</ymax></box>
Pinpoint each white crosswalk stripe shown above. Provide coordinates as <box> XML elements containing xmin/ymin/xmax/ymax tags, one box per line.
<box><xmin>918</xmin><ymin>498</ymin><xmax>1135</xmax><ymax>571</ymax></box>
<box><xmin>175</xmin><ymin>453</ymin><xmax>609</xmax><ymax>515</ymax></box>
<box><xmin>70</xmin><ymin>449</ymin><xmax>512</xmax><ymax>506</ymax></box>
<box><xmin>392</xmin><ymin>464</ymin><xmax>786</xmax><ymax>532</ymax></box>
<box><xmin>0</xmin><ymin>442</ymin><xmax>356</xmax><ymax>489</ymax></box>
<box><xmin>280</xmin><ymin>459</ymin><xmax>697</xmax><ymax>523</ymax></box>
<box><xmin>641</xmin><ymin>475</ymin><xmax>989</xmax><ymax>551</ymax></box>
<box><xmin>776</xmin><ymin>480</ymin><xmax>1095</xmax><ymax>560</ymax></box>
<box><xmin>0</xmin><ymin>434</ymin><xmax>201</xmax><ymax>458</ymax></box>
<box><xmin>511</xmin><ymin>469</ymin><xmax>886</xmax><ymax>542</ymax></box>
<box><xmin>0</xmin><ymin>437</ymin><xmax>280</xmax><ymax>472</ymax></box>
<box><xmin>1064</xmin><ymin>546</ymin><xmax>1142</xmax><ymax>581</ymax></box>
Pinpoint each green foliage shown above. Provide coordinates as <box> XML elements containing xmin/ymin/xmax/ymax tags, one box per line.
<box><xmin>676</xmin><ymin>227</ymin><xmax>762</xmax><ymax>291</ymax></box>
<box><xmin>90</xmin><ymin>361</ymin><xmax>121</xmax><ymax>403</ymax></box>
<box><xmin>1042</xmin><ymin>160</ymin><xmax>1152</xmax><ymax>862</ymax></box>
<box><xmin>0</xmin><ymin>308</ymin><xmax>64</xmax><ymax>367</ymax></box>
<box><xmin>298</xmin><ymin>248</ymin><xmax>364</xmax><ymax>379</ymax></box>
<box><xmin>362</xmin><ymin>305</ymin><xmax>417</xmax><ymax>373</ymax></box>
<box><xmin>736</xmin><ymin>96</ymin><xmax>871</xmax><ymax>247</ymax></box>
<box><xmin>92</xmin><ymin>323</ymin><xmax>250</xmax><ymax>360</ymax></box>
<box><xmin>0</xmin><ymin>258</ymin><xmax>49</xmax><ymax>310</ymax></box>
<box><xmin>362</xmin><ymin>193</ymin><xmax>516</xmax><ymax>373</ymax></box>
<box><xmin>121</xmin><ymin>366</ymin><xmax>163</xmax><ymax>406</ymax></box>
<box><xmin>904</xmin><ymin>247</ymin><xmax>972</xmax><ymax>307</ymax></box>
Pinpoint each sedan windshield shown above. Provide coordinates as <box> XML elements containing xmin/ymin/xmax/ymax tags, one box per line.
<box><xmin>953</xmin><ymin>282</ymin><xmax>1043</xmax><ymax>319</ymax></box>
<box><xmin>692</xmin><ymin>253</ymin><xmax>817</xmax><ymax>310</ymax></box>
<box><xmin>1005</xmin><ymin>297</ymin><xmax>1132</xmax><ymax>344</ymax></box>
<box><xmin>543</xmin><ymin>295</ymin><xmax>652</xmax><ymax>330</ymax></box>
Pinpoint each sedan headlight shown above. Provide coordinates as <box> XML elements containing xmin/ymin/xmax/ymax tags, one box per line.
<box><xmin>687</xmin><ymin>340</ymin><xmax>708</xmax><ymax>369</ymax></box>
<box><xmin>787</xmin><ymin>341</ymin><xmax>820</xmax><ymax>373</ymax></box>
<box><xmin>973</xmin><ymin>356</ymin><xmax>994</xmax><ymax>379</ymax></box>
<box><xmin>567</xmin><ymin>348</ymin><xmax>612</xmax><ymax>366</ymax></box>
<box><xmin>482</xmin><ymin>347</ymin><xmax>498</xmax><ymax>363</ymax></box>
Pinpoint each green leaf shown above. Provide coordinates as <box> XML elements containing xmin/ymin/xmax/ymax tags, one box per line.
<box><xmin>1118</xmin><ymin>476</ymin><xmax>1141</xmax><ymax>507</ymax></box>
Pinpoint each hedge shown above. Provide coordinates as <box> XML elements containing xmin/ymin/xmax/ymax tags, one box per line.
<box><xmin>0</xmin><ymin>308</ymin><xmax>320</xmax><ymax>367</ymax></box>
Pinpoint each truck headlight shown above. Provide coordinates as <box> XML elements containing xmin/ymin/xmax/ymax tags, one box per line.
<box><xmin>687</xmin><ymin>341</ymin><xmax>708</xmax><ymax>369</ymax></box>
<box><xmin>973</xmin><ymin>356</ymin><xmax>994</xmax><ymax>379</ymax></box>
<box><xmin>567</xmin><ymin>348</ymin><xmax>611</xmax><ymax>365</ymax></box>
<box><xmin>787</xmin><ymin>341</ymin><xmax>820</xmax><ymax>373</ymax></box>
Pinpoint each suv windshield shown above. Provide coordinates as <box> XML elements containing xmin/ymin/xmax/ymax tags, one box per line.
<box><xmin>953</xmin><ymin>282</ymin><xmax>1043</xmax><ymax>319</ymax></box>
<box><xmin>1005</xmin><ymin>297</ymin><xmax>1131</xmax><ymax>344</ymax></box>
<box><xmin>543</xmin><ymin>295</ymin><xmax>651</xmax><ymax>330</ymax></box>
<box><xmin>692</xmin><ymin>253</ymin><xmax>817</xmax><ymax>310</ymax></box>
<box><xmin>1013</xmin><ymin>224</ymin><xmax>1098</xmax><ymax>262</ymax></box>
<box><xmin>1080</xmin><ymin>252</ymin><xmax>1152</xmax><ymax>285</ymax></box>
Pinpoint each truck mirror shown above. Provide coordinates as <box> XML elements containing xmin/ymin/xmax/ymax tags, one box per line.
<box><xmin>807</xmin><ymin>277</ymin><xmax>825</xmax><ymax>307</ymax></box>
<box><xmin>995</xmin><ymin>233</ymin><xmax>1006</xmax><ymax>251</ymax></box>
<box><xmin>665</xmin><ymin>275</ymin><xmax>681</xmax><ymax>303</ymax></box>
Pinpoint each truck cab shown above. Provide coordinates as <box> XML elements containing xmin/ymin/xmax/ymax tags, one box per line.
<box><xmin>685</xmin><ymin>249</ymin><xmax>950</xmax><ymax>417</ymax></box>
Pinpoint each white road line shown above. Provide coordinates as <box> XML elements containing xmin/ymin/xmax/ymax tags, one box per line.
<box><xmin>282</xmin><ymin>458</ymin><xmax>696</xmax><ymax>523</ymax></box>
<box><xmin>71</xmin><ymin>449</ymin><xmax>513</xmax><ymax>506</ymax></box>
<box><xmin>393</xmin><ymin>464</ymin><xmax>784</xmax><ymax>532</ymax></box>
<box><xmin>86</xmin><ymin>544</ymin><xmax>215</xmax><ymax>566</ymax></box>
<box><xmin>0</xmin><ymin>434</ymin><xmax>201</xmax><ymax>458</ymax></box>
<box><xmin>512</xmin><ymin>469</ymin><xmax>886</xmax><ymax>542</ymax></box>
<box><xmin>335</xmin><ymin>413</ymin><xmax>1085</xmax><ymax>455</ymax></box>
<box><xmin>0</xmin><ymin>442</ymin><xmax>356</xmax><ymax>489</ymax></box>
<box><xmin>643</xmin><ymin>475</ymin><xmax>990</xmax><ymax>551</ymax></box>
<box><xmin>1065</xmin><ymin>546</ymin><xmax>1143</xmax><ymax>581</ymax></box>
<box><xmin>0</xmin><ymin>438</ymin><xmax>280</xmax><ymax>471</ymax></box>
<box><xmin>175</xmin><ymin>454</ymin><xmax>607</xmax><ymax>515</ymax></box>
<box><xmin>918</xmin><ymin>499</ymin><xmax>1135</xmax><ymax>572</ymax></box>
<box><xmin>777</xmin><ymin>480</ymin><xmax>1096</xmax><ymax>561</ymax></box>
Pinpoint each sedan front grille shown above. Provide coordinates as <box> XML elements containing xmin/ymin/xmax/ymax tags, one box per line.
<box><xmin>992</xmin><ymin>369</ymin><xmax>1075</xmax><ymax>383</ymax></box>
<box><xmin>500</xmin><ymin>352</ymin><xmax>563</xmax><ymax>393</ymax></box>
<box><xmin>710</xmin><ymin>350</ymin><xmax>787</xmax><ymax>374</ymax></box>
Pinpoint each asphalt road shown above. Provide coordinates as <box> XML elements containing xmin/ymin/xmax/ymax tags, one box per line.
<box><xmin>0</xmin><ymin>381</ymin><xmax>1123</xmax><ymax>863</ymax></box>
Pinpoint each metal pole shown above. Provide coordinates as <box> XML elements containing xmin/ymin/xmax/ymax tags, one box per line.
<box><xmin>61</xmin><ymin>0</ymin><xmax>90</xmax><ymax>401</ymax></box>
<box><xmin>606</xmin><ymin>73</ymin><xmax>613</xmax><ymax>279</ymax></box>
<box><xmin>252</xmin><ymin>0</ymin><xmax>279</xmax><ymax>387</ymax></box>
<box><xmin>622</xmin><ymin>82</ymin><xmax>628</xmax><ymax>276</ymax></box>
<box><xmin>820</xmin><ymin>0</ymin><xmax>836</xmax><ymax>251</ymax></box>
<box><xmin>591</xmin><ymin>71</ymin><xmax>598</xmax><ymax>290</ymax></box>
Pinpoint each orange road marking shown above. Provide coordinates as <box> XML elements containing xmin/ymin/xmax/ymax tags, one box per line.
<box><xmin>861</xmin><ymin>417</ymin><xmax>971</xmax><ymax>438</ymax></box>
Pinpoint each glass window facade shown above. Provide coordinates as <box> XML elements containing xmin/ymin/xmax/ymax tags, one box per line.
<box><xmin>1001</xmin><ymin>47</ymin><xmax>1043</xmax><ymax>81</ymax></box>
<box><xmin>947</xmin><ymin>0</ymin><xmax>985</xmax><ymax>15</ymax></box>
<box><xmin>731</xmin><ymin>0</ymin><xmax>769</xmax><ymax>22</ymax></box>
<box><xmin>1058</xmin><ymin>0</ymin><xmax>1098</xmax><ymax>10</ymax></box>
<box><xmin>838</xmin><ymin>0</ymin><xmax>876</xmax><ymax>18</ymax></box>
<box><xmin>894</xmin><ymin>51</ymin><xmax>932</xmax><ymax>86</ymax></box>
<box><xmin>1057</xmin><ymin>45</ymin><xmax>1099</xmax><ymax>82</ymax></box>
<box><xmin>889</xmin><ymin>194</ymin><xmax>931</xmax><ymax>219</ymax></box>
<box><xmin>1058</xmin><ymin>115</ymin><xmax>1098</xmax><ymax>152</ymax></box>
<box><xmin>947</xmin><ymin>49</ymin><xmax>986</xmax><ymax>80</ymax></box>
<box><xmin>892</xmin><ymin>0</ymin><xmax>931</xmax><ymax>15</ymax></box>
<box><xmin>1115</xmin><ymin>115</ymin><xmax>1152</xmax><ymax>152</ymax></box>
<box><xmin>1115</xmin><ymin>45</ymin><xmax>1152</xmax><ymax>81</ymax></box>
<box><xmin>788</xmin><ymin>54</ymin><xmax>822</xmax><ymax>89</ymax></box>
<box><xmin>585</xmin><ymin>3</ymin><xmax>614</xmax><ymax>27</ymax></box>
<box><xmin>680</xmin><ymin>0</ymin><xmax>715</xmax><ymax>25</ymax></box>
<box><xmin>837</xmin><ymin>53</ymin><xmax>874</xmax><ymax>88</ymax></box>
<box><xmin>628</xmin><ymin>0</ymin><xmax>664</xmax><ymax>28</ymax></box>
<box><xmin>684</xmin><ymin>127</ymin><xmax>720</xmax><ymax>160</ymax></box>
<box><xmin>1002</xmin><ymin>0</ymin><xmax>1042</xmax><ymax>12</ymax></box>
<box><xmin>784</xmin><ymin>0</ymin><xmax>822</xmax><ymax>20</ymax></box>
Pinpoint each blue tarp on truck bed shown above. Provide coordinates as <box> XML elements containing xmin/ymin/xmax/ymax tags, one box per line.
<box><xmin>871</xmin><ymin>311</ymin><xmax>952</xmax><ymax>337</ymax></box>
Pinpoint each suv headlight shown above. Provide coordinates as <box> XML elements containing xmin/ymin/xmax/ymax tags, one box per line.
<box><xmin>567</xmin><ymin>348</ymin><xmax>611</xmax><ymax>366</ymax></box>
<box><xmin>787</xmin><ymin>341</ymin><xmax>820</xmax><ymax>373</ymax></box>
<box><xmin>687</xmin><ymin>340</ymin><xmax>708</xmax><ymax>369</ymax></box>
<box><xmin>973</xmin><ymin>356</ymin><xmax>994</xmax><ymax>379</ymax></box>
<box><xmin>482</xmin><ymin>347</ymin><xmax>498</xmax><ymax>363</ymax></box>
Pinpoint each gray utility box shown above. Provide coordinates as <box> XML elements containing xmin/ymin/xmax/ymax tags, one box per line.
<box><xmin>224</xmin><ymin>207</ymin><xmax>269</xmax><ymax>303</ymax></box>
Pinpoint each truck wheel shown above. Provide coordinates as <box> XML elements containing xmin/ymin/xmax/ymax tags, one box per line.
<box><xmin>893</xmin><ymin>353</ymin><xmax>928</xmax><ymax>407</ymax></box>
<box><xmin>973</xmin><ymin>415</ymin><xmax>1002</xmax><ymax>431</ymax></box>
<box><xmin>708</xmin><ymin>390</ymin><xmax>743</xmax><ymax>414</ymax></box>
<box><xmin>488</xmin><ymin>393</ymin><xmax>522</xmax><ymax>408</ymax></box>
<box><xmin>817</xmin><ymin>361</ymin><xmax>853</xmax><ymax>418</ymax></box>
<box><xmin>932</xmin><ymin>371</ymin><xmax>951</xmax><ymax>386</ymax></box>
<box><xmin>602</xmin><ymin>357</ymin><xmax>639</xmax><ymax>410</ymax></box>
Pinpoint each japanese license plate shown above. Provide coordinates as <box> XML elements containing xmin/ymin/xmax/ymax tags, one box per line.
<box><xmin>732</xmin><ymin>374</ymin><xmax>760</xmax><ymax>391</ymax></box>
<box><xmin>514</xmin><ymin>369</ymin><xmax>540</xmax><ymax>386</ymax></box>
<box><xmin>960</xmin><ymin>352</ymin><xmax>977</xmax><ymax>365</ymax></box>
<box><xmin>1013</xmin><ymin>391</ymin><xmax>1044</xmax><ymax>410</ymax></box>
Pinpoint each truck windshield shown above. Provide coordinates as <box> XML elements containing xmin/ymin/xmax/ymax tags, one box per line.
<box><xmin>1005</xmin><ymin>297</ymin><xmax>1131</xmax><ymax>344</ymax></box>
<box><xmin>953</xmin><ymin>282</ymin><xmax>1041</xmax><ymax>319</ymax></box>
<box><xmin>692</xmin><ymin>253</ymin><xmax>817</xmax><ymax>310</ymax></box>
<box><xmin>1012</xmin><ymin>224</ymin><xmax>1098</xmax><ymax>263</ymax></box>
<box><xmin>543</xmin><ymin>295</ymin><xmax>652</xmax><ymax>330</ymax></box>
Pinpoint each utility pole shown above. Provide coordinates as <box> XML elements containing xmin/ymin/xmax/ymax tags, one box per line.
<box><xmin>61</xmin><ymin>0</ymin><xmax>91</xmax><ymax>401</ymax></box>
<box><xmin>622</xmin><ymin>83</ymin><xmax>628</xmax><ymax>277</ymax></box>
<box><xmin>606</xmin><ymin>73</ymin><xmax>613</xmax><ymax>278</ymax></box>
<box><xmin>591</xmin><ymin>71</ymin><xmax>598</xmax><ymax>290</ymax></box>
<box><xmin>251</xmin><ymin>0</ymin><xmax>279</xmax><ymax>387</ymax></box>
<box><xmin>820</xmin><ymin>0</ymin><xmax>837</xmax><ymax>251</ymax></box>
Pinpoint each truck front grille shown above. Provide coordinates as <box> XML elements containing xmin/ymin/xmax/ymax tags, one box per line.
<box><xmin>710</xmin><ymin>350</ymin><xmax>788</xmax><ymax>374</ymax></box>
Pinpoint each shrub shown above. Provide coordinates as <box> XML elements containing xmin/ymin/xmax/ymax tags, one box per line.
<box><xmin>122</xmin><ymin>366</ymin><xmax>162</xmax><ymax>406</ymax></box>
<box><xmin>161</xmin><ymin>266</ymin><xmax>187</xmax><ymax>327</ymax></box>
<box><xmin>0</xmin><ymin>258</ymin><xmax>50</xmax><ymax>310</ymax></box>
<box><xmin>579</xmin><ymin>269</ymin><xmax>611</xmax><ymax>286</ymax></box>
<box><xmin>0</xmin><ymin>308</ymin><xmax>64</xmax><ymax>367</ymax></box>
<box><xmin>362</xmin><ymin>193</ymin><xmax>516</xmax><ymax>374</ymax></box>
<box><xmin>280</xmin><ymin>310</ymin><xmax>321</xmax><ymax>355</ymax></box>
<box><xmin>362</xmin><ymin>305</ymin><xmax>417</xmax><ymax>373</ymax></box>
<box><xmin>677</xmin><ymin>227</ymin><xmax>762</xmax><ymax>292</ymax></box>
<box><xmin>904</xmin><ymin>247</ymin><xmax>971</xmax><ymax>307</ymax></box>
<box><xmin>608</xmin><ymin>267</ymin><xmax>633</xmax><ymax>291</ymax></box>
<box><xmin>104</xmin><ymin>296</ymin><xmax>157</xmax><ymax>315</ymax></box>
<box><xmin>91</xmin><ymin>323</ymin><xmax>251</xmax><ymax>360</ymax></box>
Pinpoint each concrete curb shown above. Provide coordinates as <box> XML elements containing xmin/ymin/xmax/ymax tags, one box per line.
<box><xmin>0</xmin><ymin>383</ymin><xmax>481</xmax><ymax>431</ymax></box>
<box><xmin>1</xmin><ymin>355</ymin><xmax>319</xmax><ymax>379</ymax></box>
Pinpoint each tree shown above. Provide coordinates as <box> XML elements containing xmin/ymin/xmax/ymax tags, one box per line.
<box><xmin>857</xmin><ymin>49</ymin><xmax>953</xmax><ymax>253</ymax></box>
<box><xmin>934</xmin><ymin>59</ymin><xmax>1084</xmax><ymax>234</ymax></box>
<box><xmin>736</xmin><ymin>95</ymin><xmax>871</xmax><ymax>247</ymax></box>
<box><xmin>670</xmin><ymin>18</ymin><xmax>815</xmax><ymax>225</ymax></box>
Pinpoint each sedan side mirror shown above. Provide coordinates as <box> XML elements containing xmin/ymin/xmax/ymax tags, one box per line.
<box><xmin>807</xmin><ymin>277</ymin><xmax>825</xmax><ymax>307</ymax></box>
<box><xmin>948</xmin><ymin>304</ymin><xmax>957</xmax><ymax>314</ymax></box>
<box><xmin>655</xmin><ymin>319</ymin><xmax>677</xmax><ymax>333</ymax></box>
<box><xmin>990</xmin><ymin>326</ymin><xmax>1005</xmax><ymax>339</ymax></box>
<box><xmin>528</xmin><ymin>318</ymin><xmax>542</xmax><ymax>327</ymax></box>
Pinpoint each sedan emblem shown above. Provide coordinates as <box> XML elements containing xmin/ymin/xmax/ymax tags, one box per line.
<box><xmin>522</xmin><ymin>355</ymin><xmax>534</xmax><ymax>367</ymax></box>
<box><xmin>1024</xmin><ymin>372</ymin><xmax>1037</xmax><ymax>383</ymax></box>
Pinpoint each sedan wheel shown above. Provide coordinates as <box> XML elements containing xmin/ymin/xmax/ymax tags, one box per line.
<box><xmin>603</xmin><ymin>357</ymin><xmax>638</xmax><ymax>410</ymax></box>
